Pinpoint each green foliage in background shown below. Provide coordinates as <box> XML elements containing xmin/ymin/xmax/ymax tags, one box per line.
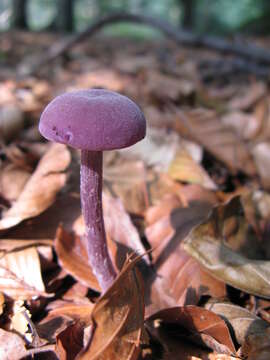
<box><xmin>1</xmin><ymin>0</ymin><xmax>270</xmax><ymax>35</ymax></box>
<box><xmin>195</xmin><ymin>0</ymin><xmax>264</xmax><ymax>34</ymax></box>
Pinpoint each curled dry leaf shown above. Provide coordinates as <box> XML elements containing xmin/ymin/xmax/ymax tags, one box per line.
<box><xmin>0</xmin><ymin>164</ymin><xmax>31</xmax><ymax>202</ymax></box>
<box><xmin>173</xmin><ymin>108</ymin><xmax>257</xmax><ymax>176</ymax></box>
<box><xmin>105</xmin><ymin>152</ymin><xmax>204</xmax><ymax>216</ymax></box>
<box><xmin>37</xmin><ymin>287</ymin><xmax>92</xmax><ymax>345</ymax></box>
<box><xmin>120</xmin><ymin>127</ymin><xmax>180</xmax><ymax>171</ymax></box>
<box><xmin>0</xmin><ymin>246</ymin><xmax>49</xmax><ymax>300</ymax></box>
<box><xmin>147</xmin><ymin>251</ymin><xmax>226</xmax><ymax>317</ymax></box>
<box><xmin>145</xmin><ymin>195</ymin><xmax>226</xmax><ymax>316</ymax></box>
<box><xmin>168</xmin><ymin>148</ymin><xmax>217</xmax><ymax>190</ymax></box>
<box><xmin>142</xmin><ymin>327</ymin><xmax>239</xmax><ymax>359</ymax></box>
<box><xmin>183</xmin><ymin>196</ymin><xmax>270</xmax><ymax>298</ymax></box>
<box><xmin>47</xmin><ymin>302</ymin><xmax>94</xmax><ymax>325</ymax></box>
<box><xmin>120</xmin><ymin>127</ymin><xmax>204</xmax><ymax>179</ymax></box>
<box><xmin>104</xmin><ymin>158</ymin><xmax>149</xmax><ymax>215</ymax></box>
<box><xmin>55</xmin><ymin>226</ymin><xmax>101</xmax><ymax>292</ymax></box>
<box><xmin>103</xmin><ymin>193</ymin><xmax>149</xmax><ymax>266</ymax></box>
<box><xmin>0</xmin><ymin>238</ymin><xmax>53</xmax><ymax>254</ymax></box>
<box><xmin>77</xmin><ymin>255</ymin><xmax>145</xmax><ymax>360</ymax></box>
<box><xmin>146</xmin><ymin>306</ymin><xmax>236</xmax><ymax>355</ymax></box>
<box><xmin>205</xmin><ymin>301</ymin><xmax>269</xmax><ymax>345</ymax></box>
<box><xmin>0</xmin><ymin>143</ymin><xmax>70</xmax><ymax>230</ymax></box>
<box><xmin>147</xmin><ymin>172</ymin><xmax>186</xmax><ymax>208</ymax></box>
<box><xmin>184</xmin><ymin>234</ymin><xmax>270</xmax><ymax>298</ymax></box>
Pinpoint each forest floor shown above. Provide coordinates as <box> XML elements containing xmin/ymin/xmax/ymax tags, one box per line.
<box><xmin>0</xmin><ymin>31</ymin><xmax>270</xmax><ymax>359</ymax></box>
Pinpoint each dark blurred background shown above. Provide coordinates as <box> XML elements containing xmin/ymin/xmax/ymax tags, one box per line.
<box><xmin>2</xmin><ymin>0</ymin><xmax>270</xmax><ymax>36</ymax></box>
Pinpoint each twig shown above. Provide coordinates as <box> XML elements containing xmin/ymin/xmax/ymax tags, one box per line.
<box><xmin>19</xmin><ymin>12</ymin><xmax>270</xmax><ymax>75</ymax></box>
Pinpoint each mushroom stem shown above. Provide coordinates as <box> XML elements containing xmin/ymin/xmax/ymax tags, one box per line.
<box><xmin>80</xmin><ymin>149</ymin><xmax>116</xmax><ymax>292</ymax></box>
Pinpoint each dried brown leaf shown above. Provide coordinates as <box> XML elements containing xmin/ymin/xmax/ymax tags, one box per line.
<box><xmin>48</xmin><ymin>303</ymin><xmax>94</xmax><ymax>324</ymax></box>
<box><xmin>104</xmin><ymin>159</ymin><xmax>149</xmax><ymax>215</ymax></box>
<box><xmin>145</xmin><ymin>196</ymin><xmax>225</xmax><ymax>315</ymax></box>
<box><xmin>77</xmin><ymin>255</ymin><xmax>145</xmax><ymax>360</ymax></box>
<box><xmin>55</xmin><ymin>226</ymin><xmax>101</xmax><ymax>291</ymax></box>
<box><xmin>173</xmin><ymin>108</ymin><xmax>257</xmax><ymax>176</ymax></box>
<box><xmin>143</xmin><ymin>327</ymin><xmax>238</xmax><ymax>360</ymax></box>
<box><xmin>0</xmin><ymin>164</ymin><xmax>30</xmax><ymax>202</ymax></box>
<box><xmin>0</xmin><ymin>143</ymin><xmax>70</xmax><ymax>230</ymax></box>
<box><xmin>227</xmin><ymin>82</ymin><xmax>266</xmax><ymax>111</ymax></box>
<box><xmin>103</xmin><ymin>194</ymin><xmax>149</xmax><ymax>266</ymax></box>
<box><xmin>121</xmin><ymin>127</ymin><xmax>180</xmax><ymax>171</ymax></box>
<box><xmin>56</xmin><ymin>322</ymin><xmax>85</xmax><ymax>360</ymax></box>
<box><xmin>147</xmin><ymin>306</ymin><xmax>236</xmax><ymax>355</ymax></box>
<box><xmin>144</xmin><ymin>71</ymin><xmax>194</xmax><ymax>100</ymax></box>
<box><xmin>0</xmin><ymin>238</ymin><xmax>53</xmax><ymax>254</ymax></box>
<box><xmin>205</xmin><ymin>302</ymin><xmax>269</xmax><ymax>345</ymax></box>
<box><xmin>168</xmin><ymin>148</ymin><xmax>217</xmax><ymax>190</ymax></box>
<box><xmin>183</xmin><ymin>196</ymin><xmax>270</xmax><ymax>298</ymax></box>
<box><xmin>38</xmin><ymin>291</ymin><xmax>91</xmax><ymax>345</ymax></box>
<box><xmin>0</xmin><ymin>246</ymin><xmax>49</xmax><ymax>300</ymax></box>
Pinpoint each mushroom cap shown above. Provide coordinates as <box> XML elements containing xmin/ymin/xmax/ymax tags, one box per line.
<box><xmin>39</xmin><ymin>89</ymin><xmax>146</xmax><ymax>151</ymax></box>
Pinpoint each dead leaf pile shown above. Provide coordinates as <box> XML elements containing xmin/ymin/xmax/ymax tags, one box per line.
<box><xmin>0</xmin><ymin>31</ymin><xmax>270</xmax><ymax>359</ymax></box>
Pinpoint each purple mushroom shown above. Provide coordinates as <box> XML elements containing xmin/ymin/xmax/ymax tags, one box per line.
<box><xmin>39</xmin><ymin>89</ymin><xmax>146</xmax><ymax>292</ymax></box>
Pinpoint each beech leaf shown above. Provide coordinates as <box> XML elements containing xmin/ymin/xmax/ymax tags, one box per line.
<box><xmin>168</xmin><ymin>148</ymin><xmax>217</xmax><ymax>190</ymax></box>
<box><xmin>55</xmin><ymin>226</ymin><xmax>101</xmax><ymax>291</ymax></box>
<box><xmin>147</xmin><ymin>306</ymin><xmax>236</xmax><ymax>355</ymax></box>
<box><xmin>77</xmin><ymin>255</ymin><xmax>145</xmax><ymax>360</ymax></box>
<box><xmin>205</xmin><ymin>302</ymin><xmax>269</xmax><ymax>345</ymax></box>
<box><xmin>173</xmin><ymin>108</ymin><xmax>257</xmax><ymax>176</ymax></box>
<box><xmin>145</xmin><ymin>196</ymin><xmax>225</xmax><ymax>315</ymax></box>
<box><xmin>0</xmin><ymin>246</ymin><xmax>49</xmax><ymax>300</ymax></box>
<box><xmin>0</xmin><ymin>143</ymin><xmax>70</xmax><ymax>230</ymax></box>
<box><xmin>183</xmin><ymin>196</ymin><xmax>270</xmax><ymax>298</ymax></box>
